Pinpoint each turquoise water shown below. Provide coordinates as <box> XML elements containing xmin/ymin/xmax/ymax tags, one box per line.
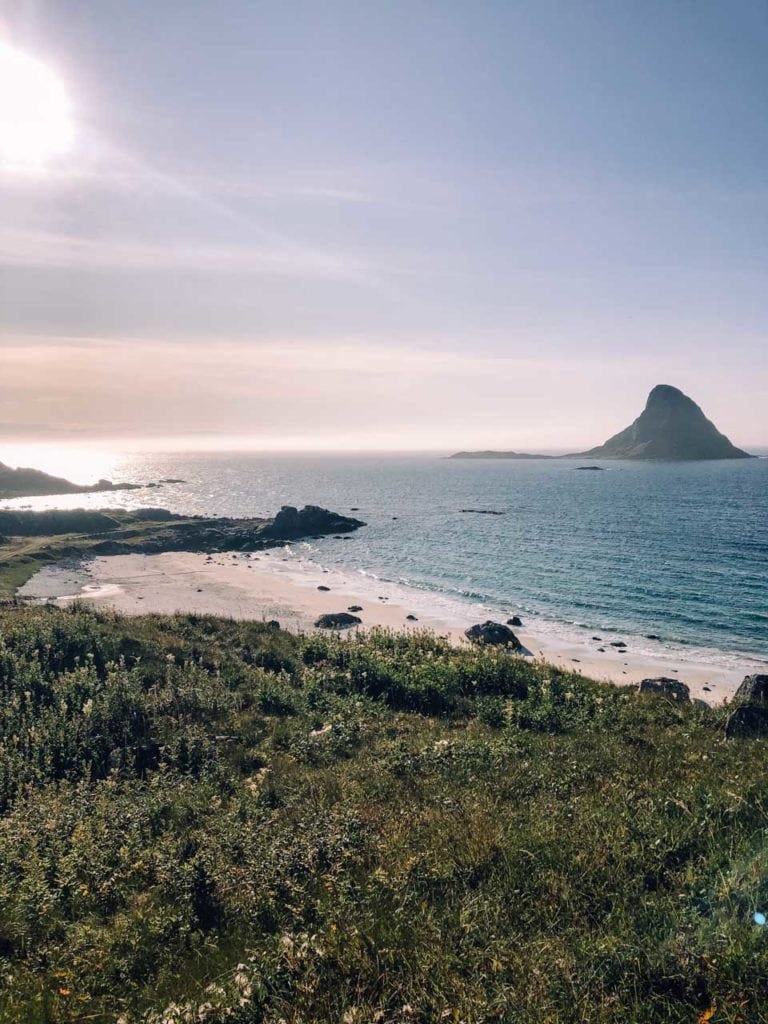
<box><xmin>5</xmin><ymin>451</ymin><xmax>768</xmax><ymax>663</ymax></box>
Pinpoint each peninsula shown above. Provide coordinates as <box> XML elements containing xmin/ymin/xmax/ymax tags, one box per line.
<box><xmin>450</xmin><ymin>385</ymin><xmax>754</xmax><ymax>461</ymax></box>
<box><xmin>0</xmin><ymin>461</ymin><xmax>166</xmax><ymax>500</ymax></box>
<box><xmin>0</xmin><ymin>504</ymin><xmax>364</xmax><ymax>598</ymax></box>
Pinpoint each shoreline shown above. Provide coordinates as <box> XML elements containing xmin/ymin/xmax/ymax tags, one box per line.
<box><xmin>18</xmin><ymin>549</ymin><xmax>766</xmax><ymax>705</ymax></box>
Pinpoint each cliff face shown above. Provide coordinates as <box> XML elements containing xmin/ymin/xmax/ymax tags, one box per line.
<box><xmin>570</xmin><ymin>385</ymin><xmax>754</xmax><ymax>460</ymax></box>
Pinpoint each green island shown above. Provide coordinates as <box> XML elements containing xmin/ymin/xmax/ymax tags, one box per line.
<box><xmin>0</xmin><ymin>603</ymin><xmax>765</xmax><ymax>1023</ymax></box>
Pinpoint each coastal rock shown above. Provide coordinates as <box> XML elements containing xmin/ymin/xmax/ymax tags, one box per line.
<box><xmin>638</xmin><ymin>677</ymin><xmax>691</xmax><ymax>702</ymax></box>
<box><xmin>315</xmin><ymin>612</ymin><xmax>362</xmax><ymax>629</ymax></box>
<box><xmin>317</xmin><ymin>585</ymin><xmax>331</xmax><ymax>592</ymax></box>
<box><xmin>465</xmin><ymin>621</ymin><xmax>522</xmax><ymax>649</ymax></box>
<box><xmin>406</xmin><ymin>614</ymin><xmax>418</xmax><ymax>621</ymax></box>
<box><xmin>507</xmin><ymin>616</ymin><xmax>523</xmax><ymax>627</ymax></box>
<box><xmin>568</xmin><ymin>385</ymin><xmax>753</xmax><ymax>461</ymax></box>
<box><xmin>732</xmin><ymin>674</ymin><xmax>768</xmax><ymax>706</ymax></box>
<box><xmin>265</xmin><ymin>505</ymin><xmax>364</xmax><ymax>540</ymax></box>
<box><xmin>725</xmin><ymin>705</ymin><xmax>768</xmax><ymax>740</ymax></box>
<box><xmin>347</xmin><ymin>605</ymin><xmax>363</xmax><ymax>613</ymax></box>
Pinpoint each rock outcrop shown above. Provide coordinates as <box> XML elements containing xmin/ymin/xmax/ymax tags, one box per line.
<box><xmin>569</xmin><ymin>385</ymin><xmax>753</xmax><ymax>461</ymax></box>
<box><xmin>315</xmin><ymin>612</ymin><xmax>362</xmax><ymax>629</ymax></box>
<box><xmin>638</xmin><ymin>677</ymin><xmax>691</xmax><ymax>701</ymax></box>
<box><xmin>725</xmin><ymin>705</ymin><xmax>768</xmax><ymax>740</ymax></box>
<box><xmin>725</xmin><ymin>674</ymin><xmax>768</xmax><ymax>739</ymax></box>
<box><xmin>731</xmin><ymin>674</ymin><xmax>768</xmax><ymax>706</ymax></box>
<box><xmin>265</xmin><ymin>505</ymin><xmax>363</xmax><ymax>539</ymax></box>
<box><xmin>465</xmin><ymin>621</ymin><xmax>522</xmax><ymax>648</ymax></box>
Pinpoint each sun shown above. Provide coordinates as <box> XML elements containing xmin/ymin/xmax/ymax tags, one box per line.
<box><xmin>0</xmin><ymin>42</ymin><xmax>74</xmax><ymax>170</ymax></box>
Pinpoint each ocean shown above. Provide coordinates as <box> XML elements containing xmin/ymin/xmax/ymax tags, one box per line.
<box><xmin>4</xmin><ymin>449</ymin><xmax>767</xmax><ymax>670</ymax></box>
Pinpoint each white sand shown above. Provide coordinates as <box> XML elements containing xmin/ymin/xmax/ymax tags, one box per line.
<box><xmin>19</xmin><ymin>549</ymin><xmax>765</xmax><ymax>705</ymax></box>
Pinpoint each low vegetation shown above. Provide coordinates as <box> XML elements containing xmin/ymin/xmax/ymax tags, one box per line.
<box><xmin>0</xmin><ymin>604</ymin><xmax>765</xmax><ymax>1023</ymax></box>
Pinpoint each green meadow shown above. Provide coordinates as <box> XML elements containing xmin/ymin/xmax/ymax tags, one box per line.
<box><xmin>0</xmin><ymin>604</ymin><xmax>765</xmax><ymax>1023</ymax></box>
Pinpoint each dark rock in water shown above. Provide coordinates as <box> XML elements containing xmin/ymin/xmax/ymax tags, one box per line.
<box><xmin>592</xmin><ymin>636</ymin><xmax>602</xmax><ymax>641</ymax></box>
<box><xmin>347</xmin><ymin>605</ymin><xmax>363</xmax><ymax>613</ymax></box>
<box><xmin>732</xmin><ymin>674</ymin><xmax>768</xmax><ymax>706</ymax></box>
<box><xmin>575</xmin><ymin>466</ymin><xmax>606</xmax><ymax>471</ymax></box>
<box><xmin>567</xmin><ymin>384</ymin><xmax>754</xmax><ymax>461</ymax></box>
<box><xmin>465</xmin><ymin>621</ymin><xmax>522</xmax><ymax>649</ymax></box>
<box><xmin>317</xmin><ymin>585</ymin><xmax>331</xmax><ymax>592</ymax></box>
<box><xmin>507</xmin><ymin>616</ymin><xmax>523</xmax><ymax>627</ymax></box>
<box><xmin>638</xmin><ymin>677</ymin><xmax>691</xmax><ymax>702</ymax></box>
<box><xmin>406</xmin><ymin>614</ymin><xmax>418</xmax><ymax>621</ymax></box>
<box><xmin>645</xmin><ymin>634</ymin><xmax>661</xmax><ymax>640</ymax></box>
<box><xmin>725</xmin><ymin>704</ymin><xmax>768</xmax><ymax>739</ymax></box>
<box><xmin>459</xmin><ymin>508</ymin><xmax>505</xmax><ymax>515</ymax></box>
<box><xmin>315</xmin><ymin>612</ymin><xmax>362</xmax><ymax>629</ymax></box>
<box><xmin>266</xmin><ymin>505</ymin><xmax>364</xmax><ymax>540</ymax></box>
<box><xmin>610</xmin><ymin>641</ymin><xmax>627</xmax><ymax>648</ymax></box>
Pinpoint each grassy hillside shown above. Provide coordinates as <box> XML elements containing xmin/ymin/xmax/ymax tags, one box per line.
<box><xmin>0</xmin><ymin>605</ymin><xmax>765</xmax><ymax>1023</ymax></box>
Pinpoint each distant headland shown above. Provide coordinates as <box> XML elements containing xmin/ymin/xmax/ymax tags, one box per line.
<box><xmin>0</xmin><ymin>462</ymin><xmax>189</xmax><ymax>501</ymax></box>
<box><xmin>450</xmin><ymin>385</ymin><xmax>755</xmax><ymax>461</ymax></box>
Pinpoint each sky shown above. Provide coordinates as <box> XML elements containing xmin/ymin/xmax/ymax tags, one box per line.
<box><xmin>0</xmin><ymin>0</ymin><xmax>766</xmax><ymax>451</ymax></box>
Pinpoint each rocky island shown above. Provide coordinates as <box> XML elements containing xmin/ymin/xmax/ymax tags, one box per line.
<box><xmin>450</xmin><ymin>385</ymin><xmax>754</xmax><ymax>461</ymax></box>
<box><xmin>0</xmin><ymin>504</ymin><xmax>364</xmax><ymax>599</ymax></box>
<box><xmin>568</xmin><ymin>384</ymin><xmax>754</xmax><ymax>460</ymax></box>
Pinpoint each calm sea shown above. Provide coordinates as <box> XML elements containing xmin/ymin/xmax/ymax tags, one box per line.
<box><xmin>4</xmin><ymin>450</ymin><xmax>768</xmax><ymax>667</ymax></box>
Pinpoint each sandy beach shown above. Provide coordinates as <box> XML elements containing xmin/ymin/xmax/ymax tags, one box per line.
<box><xmin>19</xmin><ymin>548</ymin><xmax>765</xmax><ymax>705</ymax></box>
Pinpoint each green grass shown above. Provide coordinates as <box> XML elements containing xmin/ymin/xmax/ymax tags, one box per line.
<box><xmin>0</xmin><ymin>604</ymin><xmax>765</xmax><ymax>1023</ymax></box>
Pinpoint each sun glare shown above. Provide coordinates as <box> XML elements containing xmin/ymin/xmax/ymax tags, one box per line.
<box><xmin>0</xmin><ymin>42</ymin><xmax>74</xmax><ymax>170</ymax></box>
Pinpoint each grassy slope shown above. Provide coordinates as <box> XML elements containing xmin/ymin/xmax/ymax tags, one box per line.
<box><xmin>0</xmin><ymin>605</ymin><xmax>765</xmax><ymax>1023</ymax></box>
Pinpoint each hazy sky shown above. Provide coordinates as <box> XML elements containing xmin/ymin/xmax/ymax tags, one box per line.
<box><xmin>0</xmin><ymin>0</ymin><xmax>766</xmax><ymax>450</ymax></box>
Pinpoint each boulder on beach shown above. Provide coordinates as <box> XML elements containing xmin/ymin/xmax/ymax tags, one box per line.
<box><xmin>347</xmin><ymin>605</ymin><xmax>363</xmax><ymax>613</ymax></box>
<box><xmin>725</xmin><ymin>704</ymin><xmax>768</xmax><ymax>740</ymax></box>
<box><xmin>315</xmin><ymin>612</ymin><xmax>362</xmax><ymax>629</ymax></box>
<box><xmin>638</xmin><ymin>677</ymin><xmax>690</xmax><ymax>702</ymax></box>
<box><xmin>465</xmin><ymin>621</ymin><xmax>522</xmax><ymax>649</ymax></box>
<box><xmin>317</xmin><ymin>585</ymin><xmax>331</xmax><ymax>592</ymax></box>
<box><xmin>507</xmin><ymin>616</ymin><xmax>523</xmax><ymax>627</ymax></box>
<box><xmin>732</xmin><ymin>674</ymin><xmax>768</xmax><ymax>706</ymax></box>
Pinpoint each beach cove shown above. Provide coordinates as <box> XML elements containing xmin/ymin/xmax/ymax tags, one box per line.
<box><xmin>19</xmin><ymin>546</ymin><xmax>766</xmax><ymax>705</ymax></box>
